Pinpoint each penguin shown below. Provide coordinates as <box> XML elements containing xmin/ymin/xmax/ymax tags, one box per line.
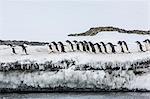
<box><xmin>135</xmin><ymin>41</ymin><xmax>146</xmax><ymax>52</ymax></box>
<box><xmin>83</xmin><ymin>41</ymin><xmax>90</xmax><ymax>52</ymax></box>
<box><xmin>106</xmin><ymin>42</ymin><xmax>117</xmax><ymax>54</ymax></box>
<box><xmin>73</xmin><ymin>40</ymin><xmax>80</xmax><ymax>51</ymax></box>
<box><xmin>58</xmin><ymin>41</ymin><xmax>66</xmax><ymax>53</ymax></box>
<box><xmin>88</xmin><ymin>42</ymin><xmax>96</xmax><ymax>53</ymax></box>
<box><xmin>8</xmin><ymin>44</ymin><xmax>17</xmax><ymax>54</ymax></box>
<box><xmin>122</xmin><ymin>41</ymin><xmax>130</xmax><ymax>53</ymax></box>
<box><xmin>100</xmin><ymin>42</ymin><xmax>108</xmax><ymax>53</ymax></box>
<box><xmin>117</xmin><ymin>41</ymin><xmax>130</xmax><ymax>53</ymax></box>
<box><xmin>66</xmin><ymin>40</ymin><xmax>74</xmax><ymax>52</ymax></box>
<box><xmin>48</xmin><ymin>43</ymin><xmax>53</xmax><ymax>53</ymax></box>
<box><xmin>143</xmin><ymin>39</ymin><xmax>150</xmax><ymax>51</ymax></box>
<box><xmin>94</xmin><ymin>43</ymin><xmax>102</xmax><ymax>53</ymax></box>
<box><xmin>20</xmin><ymin>44</ymin><xmax>28</xmax><ymax>55</ymax></box>
<box><xmin>51</xmin><ymin>41</ymin><xmax>59</xmax><ymax>53</ymax></box>
<box><xmin>79</xmin><ymin>41</ymin><xmax>87</xmax><ymax>52</ymax></box>
<box><xmin>117</xmin><ymin>41</ymin><xmax>124</xmax><ymax>53</ymax></box>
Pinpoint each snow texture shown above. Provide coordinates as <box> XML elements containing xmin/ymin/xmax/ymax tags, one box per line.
<box><xmin>0</xmin><ymin>32</ymin><xmax>150</xmax><ymax>92</ymax></box>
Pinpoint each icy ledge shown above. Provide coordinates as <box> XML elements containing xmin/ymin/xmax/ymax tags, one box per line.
<box><xmin>0</xmin><ymin>55</ymin><xmax>150</xmax><ymax>92</ymax></box>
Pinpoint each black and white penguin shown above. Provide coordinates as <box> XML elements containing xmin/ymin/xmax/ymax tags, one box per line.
<box><xmin>58</xmin><ymin>41</ymin><xmax>66</xmax><ymax>53</ymax></box>
<box><xmin>117</xmin><ymin>41</ymin><xmax>130</xmax><ymax>53</ymax></box>
<box><xmin>79</xmin><ymin>41</ymin><xmax>87</xmax><ymax>52</ymax></box>
<box><xmin>20</xmin><ymin>44</ymin><xmax>28</xmax><ymax>55</ymax></box>
<box><xmin>122</xmin><ymin>41</ymin><xmax>130</xmax><ymax>53</ymax></box>
<box><xmin>135</xmin><ymin>41</ymin><xmax>146</xmax><ymax>52</ymax></box>
<box><xmin>83</xmin><ymin>41</ymin><xmax>90</xmax><ymax>52</ymax></box>
<box><xmin>51</xmin><ymin>41</ymin><xmax>59</xmax><ymax>53</ymax></box>
<box><xmin>8</xmin><ymin>44</ymin><xmax>17</xmax><ymax>54</ymax></box>
<box><xmin>66</xmin><ymin>40</ymin><xmax>74</xmax><ymax>52</ymax></box>
<box><xmin>117</xmin><ymin>41</ymin><xmax>124</xmax><ymax>53</ymax></box>
<box><xmin>143</xmin><ymin>39</ymin><xmax>150</xmax><ymax>51</ymax></box>
<box><xmin>100</xmin><ymin>42</ymin><xmax>108</xmax><ymax>53</ymax></box>
<box><xmin>94</xmin><ymin>43</ymin><xmax>102</xmax><ymax>53</ymax></box>
<box><xmin>88</xmin><ymin>42</ymin><xmax>96</xmax><ymax>53</ymax></box>
<box><xmin>48</xmin><ymin>43</ymin><xmax>53</xmax><ymax>53</ymax></box>
<box><xmin>73</xmin><ymin>40</ymin><xmax>80</xmax><ymax>51</ymax></box>
<box><xmin>106</xmin><ymin>42</ymin><xmax>117</xmax><ymax>53</ymax></box>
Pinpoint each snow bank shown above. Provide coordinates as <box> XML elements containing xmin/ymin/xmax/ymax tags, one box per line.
<box><xmin>0</xmin><ymin>32</ymin><xmax>150</xmax><ymax>92</ymax></box>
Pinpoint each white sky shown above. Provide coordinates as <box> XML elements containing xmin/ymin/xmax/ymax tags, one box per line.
<box><xmin>0</xmin><ymin>0</ymin><xmax>150</xmax><ymax>41</ymax></box>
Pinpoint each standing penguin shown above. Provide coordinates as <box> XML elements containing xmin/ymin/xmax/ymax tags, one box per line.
<box><xmin>8</xmin><ymin>44</ymin><xmax>17</xmax><ymax>54</ymax></box>
<box><xmin>66</xmin><ymin>40</ymin><xmax>74</xmax><ymax>52</ymax></box>
<box><xmin>73</xmin><ymin>40</ymin><xmax>80</xmax><ymax>51</ymax></box>
<box><xmin>20</xmin><ymin>44</ymin><xmax>28</xmax><ymax>55</ymax></box>
<box><xmin>94</xmin><ymin>43</ymin><xmax>102</xmax><ymax>53</ymax></box>
<box><xmin>48</xmin><ymin>43</ymin><xmax>53</xmax><ymax>53</ymax></box>
<box><xmin>106</xmin><ymin>42</ymin><xmax>117</xmax><ymax>54</ymax></box>
<box><xmin>117</xmin><ymin>41</ymin><xmax>130</xmax><ymax>53</ymax></box>
<box><xmin>58</xmin><ymin>41</ymin><xmax>66</xmax><ymax>53</ymax></box>
<box><xmin>83</xmin><ymin>41</ymin><xmax>90</xmax><ymax>52</ymax></box>
<box><xmin>100</xmin><ymin>42</ymin><xmax>108</xmax><ymax>53</ymax></box>
<box><xmin>135</xmin><ymin>41</ymin><xmax>146</xmax><ymax>52</ymax></box>
<box><xmin>88</xmin><ymin>42</ymin><xmax>96</xmax><ymax>53</ymax></box>
<box><xmin>51</xmin><ymin>41</ymin><xmax>59</xmax><ymax>53</ymax></box>
<box><xmin>117</xmin><ymin>41</ymin><xmax>124</xmax><ymax>53</ymax></box>
<box><xmin>143</xmin><ymin>39</ymin><xmax>150</xmax><ymax>51</ymax></box>
<box><xmin>79</xmin><ymin>41</ymin><xmax>87</xmax><ymax>52</ymax></box>
<box><xmin>122</xmin><ymin>41</ymin><xmax>130</xmax><ymax>53</ymax></box>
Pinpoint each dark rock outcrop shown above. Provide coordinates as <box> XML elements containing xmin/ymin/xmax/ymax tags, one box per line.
<box><xmin>68</xmin><ymin>26</ymin><xmax>150</xmax><ymax>36</ymax></box>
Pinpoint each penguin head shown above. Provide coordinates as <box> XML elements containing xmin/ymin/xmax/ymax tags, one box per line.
<box><xmin>135</xmin><ymin>41</ymin><xmax>140</xmax><ymax>44</ymax></box>
<box><xmin>83</xmin><ymin>40</ymin><xmax>87</xmax><ymax>44</ymax></box>
<box><xmin>51</xmin><ymin>41</ymin><xmax>56</xmax><ymax>44</ymax></box>
<box><xmin>66</xmin><ymin>40</ymin><xmax>71</xmax><ymax>43</ymax></box>
<box><xmin>143</xmin><ymin>39</ymin><xmax>150</xmax><ymax>43</ymax></box>
<box><xmin>79</xmin><ymin>41</ymin><xmax>84</xmax><ymax>44</ymax></box>
<box><xmin>100</xmin><ymin>42</ymin><xmax>105</xmax><ymax>45</ymax></box>
<box><xmin>117</xmin><ymin>41</ymin><xmax>122</xmax><ymax>45</ymax></box>
<box><xmin>58</xmin><ymin>41</ymin><xmax>63</xmax><ymax>45</ymax></box>
<box><xmin>88</xmin><ymin>42</ymin><xmax>93</xmax><ymax>45</ymax></box>
<box><xmin>107</xmin><ymin>42</ymin><xmax>112</xmax><ymax>45</ymax></box>
<box><xmin>73</xmin><ymin>40</ymin><xmax>78</xmax><ymax>43</ymax></box>
<box><xmin>94</xmin><ymin>43</ymin><xmax>99</xmax><ymax>46</ymax></box>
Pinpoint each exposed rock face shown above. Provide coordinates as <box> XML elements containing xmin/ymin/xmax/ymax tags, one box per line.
<box><xmin>68</xmin><ymin>26</ymin><xmax>150</xmax><ymax>36</ymax></box>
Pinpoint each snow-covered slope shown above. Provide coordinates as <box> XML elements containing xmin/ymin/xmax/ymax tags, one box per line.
<box><xmin>0</xmin><ymin>32</ymin><xmax>150</xmax><ymax>92</ymax></box>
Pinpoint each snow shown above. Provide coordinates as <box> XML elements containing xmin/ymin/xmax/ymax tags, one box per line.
<box><xmin>0</xmin><ymin>32</ymin><xmax>150</xmax><ymax>91</ymax></box>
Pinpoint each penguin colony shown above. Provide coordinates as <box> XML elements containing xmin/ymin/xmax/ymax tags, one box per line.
<box><xmin>5</xmin><ymin>39</ymin><xmax>150</xmax><ymax>55</ymax></box>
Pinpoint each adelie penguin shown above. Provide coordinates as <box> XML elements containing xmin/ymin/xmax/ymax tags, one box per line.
<box><xmin>88</xmin><ymin>42</ymin><xmax>96</xmax><ymax>53</ymax></box>
<box><xmin>48</xmin><ymin>44</ymin><xmax>53</xmax><ymax>53</ymax></box>
<box><xmin>51</xmin><ymin>41</ymin><xmax>59</xmax><ymax>53</ymax></box>
<box><xmin>100</xmin><ymin>42</ymin><xmax>108</xmax><ymax>53</ymax></box>
<box><xmin>79</xmin><ymin>41</ymin><xmax>87</xmax><ymax>52</ymax></box>
<box><xmin>73</xmin><ymin>40</ymin><xmax>80</xmax><ymax>51</ymax></box>
<box><xmin>118</xmin><ymin>41</ymin><xmax>130</xmax><ymax>53</ymax></box>
<box><xmin>94</xmin><ymin>43</ymin><xmax>102</xmax><ymax>53</ymax></box>
<box><xmin>8</xmin><ymin>44</ymin><xmax>17</xmax><ymax>54</ymax></box>
<box><xmin>106</xmin><ymin>42</ymin><xmax>117</xmax><ymax>54</ymax></box>
<box><xmin>66</xmin><ymin>40</ymin><xmax>74</xmax><ymax>52</ymax></box>
<box><xmin>143</xmin><ymin>39</ymin><xmax>150</xmax><ymax>51</ymax></box>
<box><xmin>20</xmin><ymin>44</ymin><xmax>28</xmax><ymax>55</ymax></box>
<box><xmin>135</xmin><ymin>41</ymin><xmax>146</xmax><ymax>52</ymax></box>
<box><xmin>58</xmin><ymin>41</ymin><xmax>66</xmax><ymax>53</ymax></box>
<box><xmin>83</xmin><ymin>41</ymin><xmax>90</xmax><ymax>52</ymax></box>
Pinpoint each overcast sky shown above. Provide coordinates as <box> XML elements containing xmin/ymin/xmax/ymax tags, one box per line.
<box><xmin>0</xmin><ymin>0</ymin><xmax>149</xmax><ymax>41</ymax></box>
